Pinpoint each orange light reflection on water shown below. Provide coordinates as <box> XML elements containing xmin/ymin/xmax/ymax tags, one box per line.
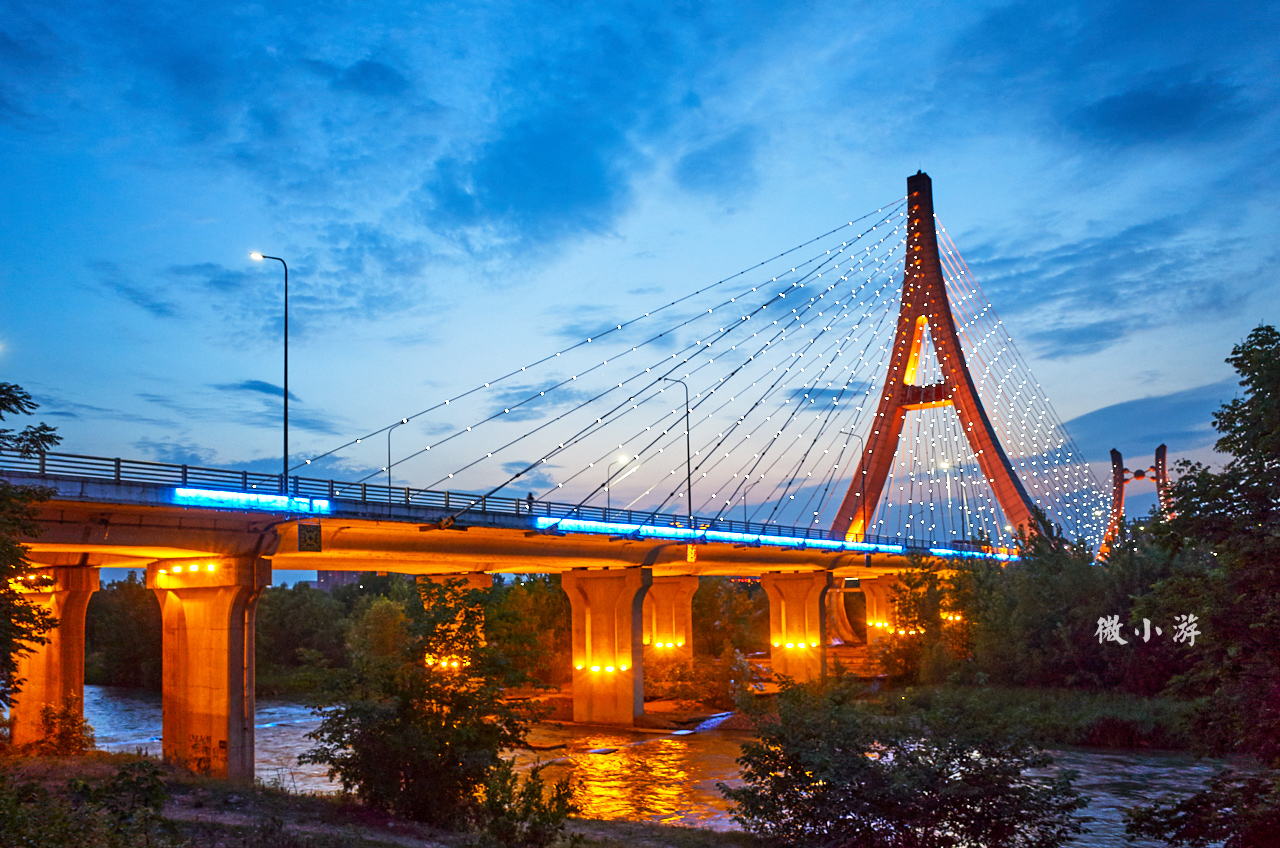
<box><xmin>528</xmin><ymin>731</ymin><xmax>745</xmax><ymax>830</ymax></box>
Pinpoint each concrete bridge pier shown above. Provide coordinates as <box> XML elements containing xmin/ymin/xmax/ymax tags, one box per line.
<box><xmin>561</xmin><ymin>567</ymin><xmax>651</xmax><ymax>725</ymax></box>
<box><xmin>762</xmin><ymin>571</ymin><xmax>831</xmax><ymax>681</ymax></box>
<box><xmin>9</xmin><ymin>566</ymin><xmax>99</xmax><ymax>747</ymax></box>
<box><xmin>642</xmin><ymin>575</ymin><xmax>697</xmax><ymax>661</ymax></box>
<box><xmin>859</xmin><ymin>574</ymin><xmax>896</xmax><ymax>639</ymax></box>
<box><xmin>147</xmin><ymin>556</ymin><xmax>270</xmax><ymax>779</ymax></box>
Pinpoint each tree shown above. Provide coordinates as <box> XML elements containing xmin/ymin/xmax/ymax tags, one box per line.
<box><xmin>255</xmin><ymin>582</ymin><xmax>348</xmax><ymax>692</ymax></box>
<box><xmin>85</xmin><ymin>573</ymin><xmax>163</xmax><ymax>689</ymax></box>
<box><xmin>1125</xmin><ymin>768</ymin><xmax>1280</xmax><ymax>847</ymax></box>
<box><xmin>0</xmin><ymin>382</ymin><xmax>61</xmax><ymax>707</ymax></box>
<box><xmin>301</xmin><ymin>578</ymin><xmax>546</xmax><ymax>827</ymax></box>
<box><xmin>691</xmin><ymin>576</ymin><xmax>768</xmax><ymax>657</ymax></box>
<box><xmin>723</xmin><ymin>678</ymin><xmax>1087</xmax><ymax>847</ymax></box>
<box><xmin>487</xmin><ymin>574</ymin><xmax>572</xmax><ymax>687</ymax></box>
<box><xmin>1152</xmin><ymin>325</ymin><xmax>1280</xmax><ymax>764</ymax></box>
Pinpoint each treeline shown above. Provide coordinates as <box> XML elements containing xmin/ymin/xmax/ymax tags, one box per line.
<box><xmin>877</xmin><ymin>525</ymin><xmax>1201</xmax><ymax>695</ymax></box>
<box><xmin>85</xmin><ymin>572</ymin><xmax>769</xmax><ymax>695</ymax></box>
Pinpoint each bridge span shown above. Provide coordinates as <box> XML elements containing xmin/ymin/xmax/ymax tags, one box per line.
<box><xmin>3</xmin><ymin>450</ymin><xmax>1003</xmax><ymax>778</ymax></box>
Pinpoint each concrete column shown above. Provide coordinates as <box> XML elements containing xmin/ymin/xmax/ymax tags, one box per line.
<box><xmin>826</xmin><ymin>581</ymin><xmax>859</xmax><ymax>645</ymax></box>
<box><xmin>9</xmin><ymin>566</ymin><xmax>99</xmax><ymax>747</ymax></box>
<box><xmin>762</xmin><ymin>571</ymin><xmax>831</xmax><ymax>681</ymax></box>
<box><xmin>561</xmin><ymin>567</ymin><xmax>651</xmax><ymax>725</ymax></box>
<box><xmin>642</xmin><ymin>575</ymin><xmax>697</xmax><ymax>661</ymax></box>
<box><xmin>860</xmin><ymin>574</ymin><xmax>896</xmax><ymax>643</ymax></box>
<box><xmin>147</xmin><ymin>556</ymin><xmax>270</xmax><ymax>779</ymax></box>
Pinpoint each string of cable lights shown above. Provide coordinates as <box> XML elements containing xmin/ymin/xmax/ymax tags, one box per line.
<box><xmin>299</xmin><ymin>198</ymin><xmax>1107</xmax><ymax>550</ymax></box>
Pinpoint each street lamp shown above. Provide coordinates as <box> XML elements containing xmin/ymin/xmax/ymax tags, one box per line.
<box><xmin>250</xmin><ymin>252</ymin><xmax>289</xmax><ymax>490</ymax></box>
<box><xmin>839</xmin><ymin>428</ymin><xmax>866</xmax><ymax>542</ymax></box>
<box><xmin>606</xmin><ymin>455</ymin><xmax>629</xmax><ymax>515</ymax></box>
<box><xmin>387</xmin><ymin>418</ymin><xmax>408</xmax><ymax>502</ymax></box>
<box><xmin>660</xmin><ymin>377</ymin><xmax>693</xmax><ymax>528</ymax></box>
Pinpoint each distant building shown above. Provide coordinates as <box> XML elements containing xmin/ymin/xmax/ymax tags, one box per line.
<box><xmin>316</xmin><ymin>570</ymin><xmax>363</xmax><ymax>592</ymax></box>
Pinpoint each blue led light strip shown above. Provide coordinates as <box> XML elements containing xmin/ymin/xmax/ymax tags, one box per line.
<box><xmin>173</xmin><ymin>488</ymin><xmax>332</xmax><ymax>514</ymax></box>
<box><xmin>533</xmin><ymin>517</ymin><xmax>1016</xmax><ymax>561</ymax></box>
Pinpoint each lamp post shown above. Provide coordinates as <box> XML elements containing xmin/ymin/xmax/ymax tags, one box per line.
<box><xmin>250</xmin><ymin>252</ymin><xmax>288</xmax><ymax>491</ymax></box>
<box><xmin>606</xmin><ymin>455</ymin><xmax>629</xmax><ymax>515</ymax></box>
<box><xmin>387</xmin><ymin>418</ymin><xmax>408</xmax><ymax>502</ymax></box>
<box><xmin>660</xmin><ymin>377</ymin><xmax>693</xmax><ymax>528</ymax></box>
<box><xmin>839</xmin><ymin>428</ymin><xmax>866</xmax><ymax>541</ymax></box>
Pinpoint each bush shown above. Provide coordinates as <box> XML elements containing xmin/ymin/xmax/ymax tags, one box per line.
<box><xmin>301</xmin><ymin>578</ymin><xmax>544</xmax><ymax>827</ymax></box>
<box><xmin>0</xmin><ymin>760</ymin><xmax>174</xmax><ymax>847</ymax></box>
<box><xmin>31</xmin><ymin>694</ymin><xmax>96</xmax><ymax>755</ymax></box>
<box><xmin>470</xmin><ymin>758</ymin><xmax>578</xmax><ymax>848</ymax></box>
<box><xmin>645</xmin><ymin>644</ymin><xmax>763</xmax><ymax>710</ymax></box>
<box><xmin>722</xmin><ymin>678</ymin><xmax>1087</xmax><ymax>847</ymax></box>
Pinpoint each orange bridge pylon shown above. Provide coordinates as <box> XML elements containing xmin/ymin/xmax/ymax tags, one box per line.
<box><xmin>830</xmin><ymin>171</ymin><xmax>1036</xmax><ymax>541</ymax></box>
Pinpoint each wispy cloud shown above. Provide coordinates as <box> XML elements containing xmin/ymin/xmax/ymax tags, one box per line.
<box><xmin>1063</xmin><ymin>379</ymin><xmax>1234</xmax><ymax>462</ymax></box>
<box><xmin>212</xmin><ymin>380</ymin><xmax>301</xmax><ymax>402</ymax></box>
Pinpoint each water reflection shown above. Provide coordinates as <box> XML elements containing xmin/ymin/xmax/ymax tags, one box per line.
<box><xmin>527</xmin><ymin>730</ymin><xmax>744</xmax><ymax>829</ymax></box>
<box><xmin>82</xmin><ymin>685</ymin><xmax>1242</xmax><ymax>845</ymax></box>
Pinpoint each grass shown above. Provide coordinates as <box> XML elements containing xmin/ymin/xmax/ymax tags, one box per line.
<box><xmin>873</xmin><ymin>684</ymin><xmax>1200</xmax><ymax>749</ymax></box>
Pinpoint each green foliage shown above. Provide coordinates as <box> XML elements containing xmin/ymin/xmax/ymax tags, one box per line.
<box><xmin>487</xmin><ymin>575</ymin><xmax>572</xmax><ymax>687</ymax></box>
<box><xmin>1148</xmin><ymin>325</ymin><xmax>1280</xmax><ymax>764</ymax></box>
<box><xmin>85</xmin><ymin>573</ymin><xmax>163</xmax><ymax>688</ymax></box>
<box><xmin>691</xmin><ymin>577</ymin><xmax>768</xmax><ymax>657</ymax></box>
<box><xmin>722</xmin><ymin>678</ymin><xmax>1087</xmax><ymax>848</ymax></box>
<box><xmin>645</xmin><ymin>643</ymin><xmax>762</xmax><ymax>710</ymax></box>
<box><xmin>936</xmin><ymin>517</ymin><xmax>1193</xmax><ymax>693</ymax></box>
<box><xmin>0</xmin><ymin>760</ymin><xmax>174</xmax><ymax>847</ymax></box>
<box><xmin>0</xmin><ymin>383</ymin><xmax>60</xmax><ymax>708</ymax></box>
<box><xmin>301</xmin><ymin>578</ymin><xmax>543</xmax><ymax>827</ymax></box>
<box><xmin>256</xmin><ymin>583</ymin><xmax>348</xmax><ymax>676</ymax></box>
<box><xmin>30</xmin><ymin>694</ymin><xmax>96</xmax><ymax>755</ymax></box>
<box><xmin>875</xmin><ymin>686</ymin><xmax>1196</xmax><ymax>750</ymax></box>
<box><xmin>873</xmin><ymin>559</ymin><xmax>950</xmax><ymax>684</ymax></box>
<box><xmin>470</xmin><ymin>759</ymin><xmax>579</xmax><ymax>848</ymax></box>
<box><xmin>1125</xmin><ymin>767</ymin><xmax>1280</xmax><ymax>847</ymax></box>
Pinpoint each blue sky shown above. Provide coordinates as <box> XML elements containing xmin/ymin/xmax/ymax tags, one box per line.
<box><xmin>3</xmin><ymin>0</ymin><xmax>1278</xmax><ymax>544</ymax></box>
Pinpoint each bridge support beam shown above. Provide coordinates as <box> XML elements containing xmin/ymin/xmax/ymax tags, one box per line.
<box><xmin>147</xmin><ymin>557</ymin><xmax>270</xmax><ymax>779</ymax></box>
<box><xmin>562</xmin><ymin>567</ymin><xmax>651</xmax><ymax>725</ymax></box>
<box><xmin>642</xmin><ymin>575</ymin><xmax>697</xmax><ymax>661</ymax></box>
<box><xmin>762</xmin><ymin>571</ymin><xmax>831</xmax><ymax>682</ymax></box>
<box><xmin>9</xmin><ymin>566</ymin><xmax>99</xmax><ymax>748</ymax></box>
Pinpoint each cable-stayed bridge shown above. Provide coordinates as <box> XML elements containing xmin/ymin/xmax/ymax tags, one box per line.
<box><xmin>291</xmin><ymin>169</ymin><xmax>1106</xmax><ymax>551</ymax></box>
<box><xmin>2</xmin><ymin>172</ymin><xmax>1109</xmax><ymax>775</ymax></box>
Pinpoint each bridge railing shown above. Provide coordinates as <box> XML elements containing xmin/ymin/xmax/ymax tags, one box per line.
<box><xmin>0</xmin><ymin>449</ymin><xmax>986</xmax><ymax>553</ymax></box>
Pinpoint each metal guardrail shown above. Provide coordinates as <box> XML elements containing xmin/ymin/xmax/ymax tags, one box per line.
<box><xmin>0</xmin><ymin>449</ymin><xmax>991</xmax><ymax>553</ymax></box>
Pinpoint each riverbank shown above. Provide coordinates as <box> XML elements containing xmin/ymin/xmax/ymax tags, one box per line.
<box><xmin>0</xmin><ymin>751</ymin><xmax>763</xmax><ymax>848</ymax></box>
<box><xmin>869</xmin><ymin>685</ymin><xmax>1200</xmax><ymax>749</ymax></box>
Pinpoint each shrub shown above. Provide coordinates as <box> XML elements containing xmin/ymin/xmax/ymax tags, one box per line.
<box><xmin>643</xmin><ymin>645</ymin><xmax>763</xmax><ymax>710</ymax></box>
<box><xmin>0</xmin><ymin>760</ymin><xmax>174</xmax><ymax>847</ymax></box>
<box><xmin>301</xmin><ymin>578</ymin><xmax>544</xmax><ymax>827</ymax></box>
<box><xmin>31</xmin><ymin>694</ymin><xmax>96</xmax><ymax>755</ymax></box>
<box><xmin>722</xmin><ymin>678</ymin><xmax>1087</xmax><ymax>847</ymax></box>
<box><xmin>470</xmin><ymin>758</ymin><xmax>579</xmax><ymax>848</ymax></box>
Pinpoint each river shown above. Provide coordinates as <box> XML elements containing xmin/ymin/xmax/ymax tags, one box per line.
<box><xmin>83</xmin><ymin>685</ymin><xmax>1234</xmax><ymax>846</ymax></box>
